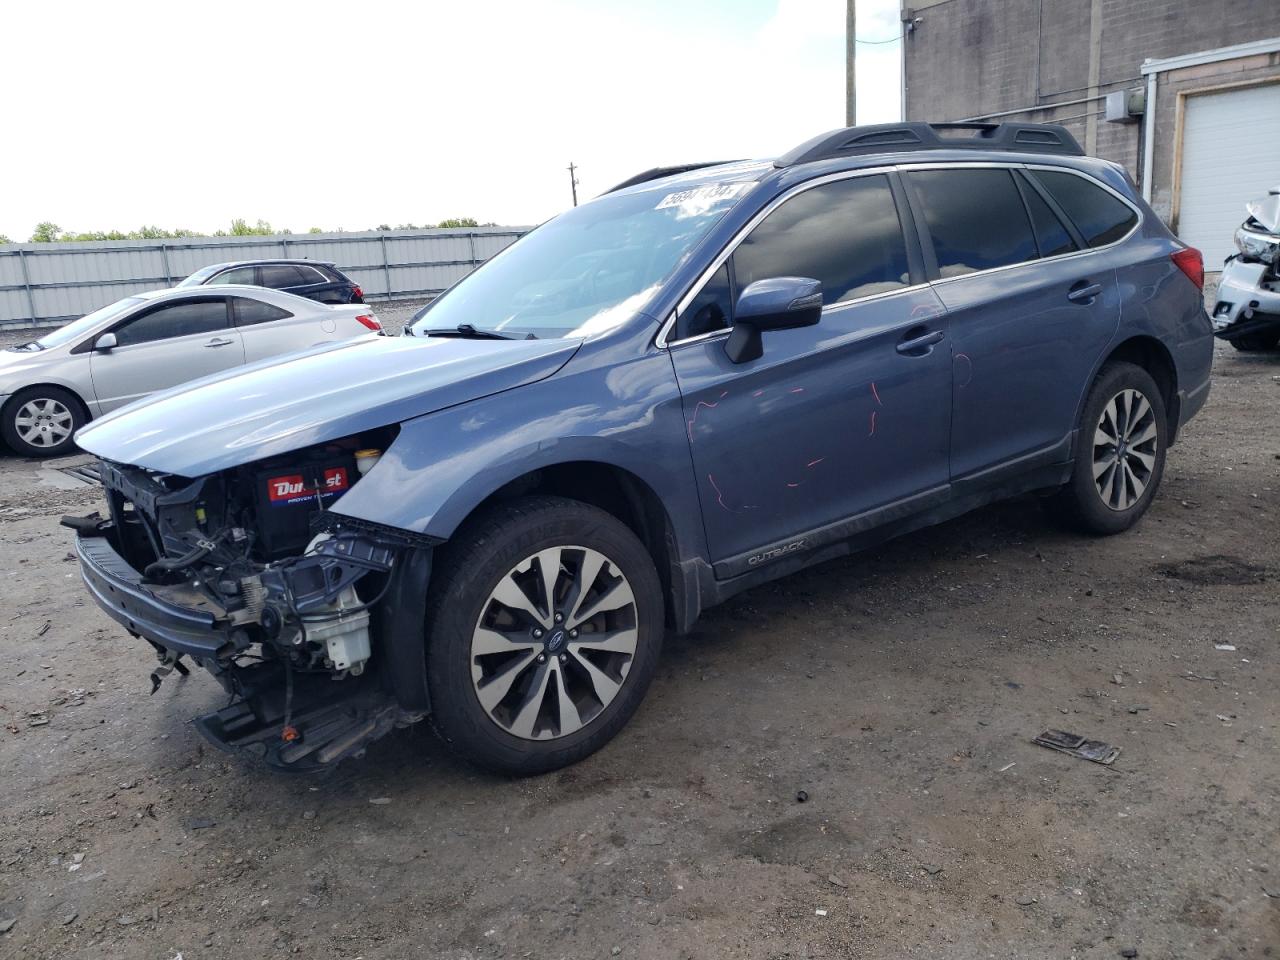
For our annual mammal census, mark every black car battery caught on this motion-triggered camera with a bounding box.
[250,447,357,559]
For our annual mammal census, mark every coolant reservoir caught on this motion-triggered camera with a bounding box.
[355,449,382,475]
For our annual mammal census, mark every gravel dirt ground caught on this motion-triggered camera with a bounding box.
[0,296,1277,960]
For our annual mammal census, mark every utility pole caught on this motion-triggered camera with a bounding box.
[845,0,856,127]
[567,162,580,207]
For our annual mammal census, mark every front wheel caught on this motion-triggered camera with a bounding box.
[1044,362,1168,535]
[424,496,664,775]
[1,386,85,458]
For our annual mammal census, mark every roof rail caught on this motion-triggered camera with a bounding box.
[775,122,1084,168]
[604,161,738,194]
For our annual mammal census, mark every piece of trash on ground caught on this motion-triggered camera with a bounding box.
[1033,729,1120,765]
[814,908,827,917]
[1215,643,1236,651]
[998,762,1016,773]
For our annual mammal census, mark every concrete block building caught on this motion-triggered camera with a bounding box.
[900,0,1280,266]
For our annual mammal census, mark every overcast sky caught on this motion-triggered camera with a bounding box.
[1,0,903,240]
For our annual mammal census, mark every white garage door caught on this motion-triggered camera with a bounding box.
[1177,82,1280,269]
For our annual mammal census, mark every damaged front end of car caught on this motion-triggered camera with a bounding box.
[64,428,436,772]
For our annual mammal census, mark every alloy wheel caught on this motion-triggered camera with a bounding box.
[14,397,74,449]
[469,545,639,740]
[1092,388,1158,511]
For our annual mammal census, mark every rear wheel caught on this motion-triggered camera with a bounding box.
[1,386,84,458]
[1044,362,1167,535]
[1229,331,1280,352]
[425,496,664,775]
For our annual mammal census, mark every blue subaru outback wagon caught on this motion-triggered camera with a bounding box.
[69,122,1212,774]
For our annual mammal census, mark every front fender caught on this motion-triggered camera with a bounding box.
[330,346,709,566]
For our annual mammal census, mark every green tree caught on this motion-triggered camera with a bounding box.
[0,234,11,244]
[30,221,62,242]
[225,218,275,237]
[308,226,324,234]
[436,217,479,228]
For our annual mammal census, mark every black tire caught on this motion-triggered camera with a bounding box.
[1,385,85,458]
[424,495,664,775]
[1229,332,1280,352]
[1044,362,1168,535]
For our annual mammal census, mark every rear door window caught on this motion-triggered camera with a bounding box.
[260,264,309,288]
[1030,170,1139,247]
[114,299,229,346]
[908,168,1038,278]
[733,174,912,306]
[232,297,293,326]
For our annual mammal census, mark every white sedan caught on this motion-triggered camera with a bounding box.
[0,286,382,457]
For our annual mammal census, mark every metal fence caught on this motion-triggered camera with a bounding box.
[0,227,530,329]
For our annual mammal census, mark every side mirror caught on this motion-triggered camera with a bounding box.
[725,277,822,363]
[93,332,118,351]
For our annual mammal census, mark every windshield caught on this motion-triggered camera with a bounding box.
[411,180,754,339]
[176,265,219,287]
[29,296,146,350]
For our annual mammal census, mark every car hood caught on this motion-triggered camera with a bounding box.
[1247,193,1280,234]
[76,334,582,476]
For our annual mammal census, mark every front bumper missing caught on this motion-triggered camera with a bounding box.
[75,529,421,771]
[75,533,239,661]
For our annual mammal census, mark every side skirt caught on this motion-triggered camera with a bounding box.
[688,459,1073,617]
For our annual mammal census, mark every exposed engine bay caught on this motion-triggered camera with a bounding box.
[66,426,437,772]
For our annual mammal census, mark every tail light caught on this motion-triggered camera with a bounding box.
[1171,246,1204,291]
[352,285,364,302]
[355,314,381,331]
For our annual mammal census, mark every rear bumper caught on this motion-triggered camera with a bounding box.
[75,533,237,660]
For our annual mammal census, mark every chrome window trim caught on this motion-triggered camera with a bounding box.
[923,163,1143,287]
[656,160,1143,350]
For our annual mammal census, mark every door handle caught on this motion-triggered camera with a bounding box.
[896,329,945,355]
[204,337,235,347]
[1067,281,1103,303]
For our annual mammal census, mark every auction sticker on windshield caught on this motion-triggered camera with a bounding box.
[655,182,752,210]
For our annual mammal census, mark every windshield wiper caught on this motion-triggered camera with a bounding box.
[420,324,535,340]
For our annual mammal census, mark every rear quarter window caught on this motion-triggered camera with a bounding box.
[232,297,293,326]
[1030,169,1139,247]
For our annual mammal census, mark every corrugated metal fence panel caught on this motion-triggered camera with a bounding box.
[0,227,529,327]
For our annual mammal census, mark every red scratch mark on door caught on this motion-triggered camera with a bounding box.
[707,473,755,512]
[687,390,729,442]
[870,381,881,406]
[868,381,882,436]
[868,411,877,436]
[784,457,826,489]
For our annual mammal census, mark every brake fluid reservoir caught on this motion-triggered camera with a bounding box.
[355,449,382,475]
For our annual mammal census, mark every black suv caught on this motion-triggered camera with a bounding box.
[179,260,364,304]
